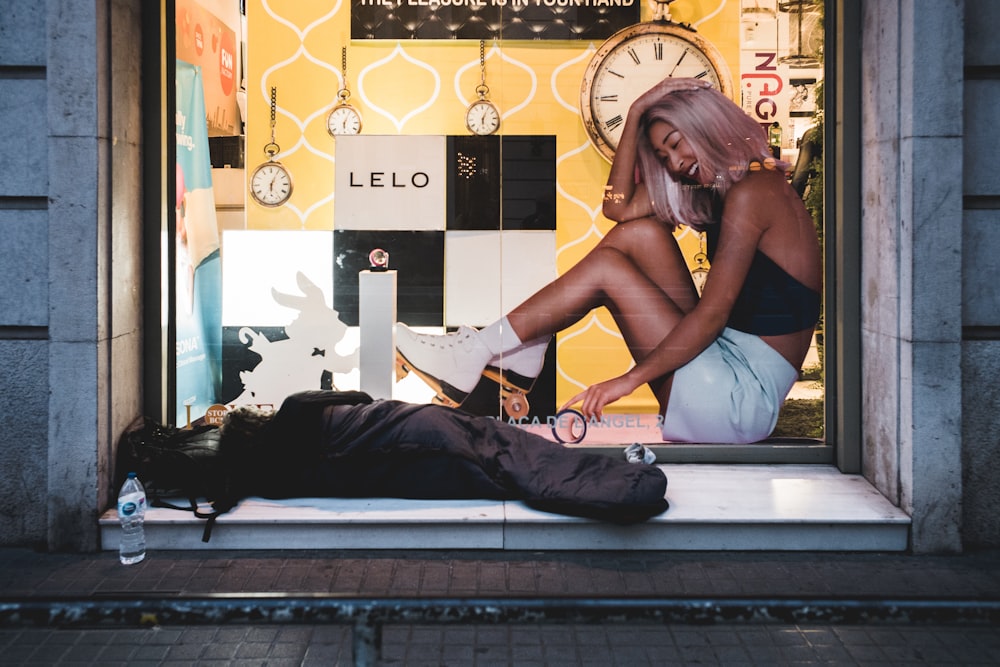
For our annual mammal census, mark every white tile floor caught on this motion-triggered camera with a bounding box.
[100,465,910,552]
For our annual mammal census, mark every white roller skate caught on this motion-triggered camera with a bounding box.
[395,323,549,417]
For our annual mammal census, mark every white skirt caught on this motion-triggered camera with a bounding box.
[661,328,799,443]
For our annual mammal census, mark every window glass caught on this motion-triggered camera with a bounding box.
[172,0,826,446]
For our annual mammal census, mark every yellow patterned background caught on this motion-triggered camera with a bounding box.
[245,0,741,413]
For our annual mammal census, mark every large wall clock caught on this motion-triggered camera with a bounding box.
[580,3,734,162]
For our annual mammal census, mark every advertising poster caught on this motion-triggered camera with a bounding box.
[176,60,223,426]
[175,0,241,136]
[226,0,825,444]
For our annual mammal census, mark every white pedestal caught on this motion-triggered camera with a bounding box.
[359,270,397,399]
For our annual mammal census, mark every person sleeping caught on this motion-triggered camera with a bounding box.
[218,390,669,524]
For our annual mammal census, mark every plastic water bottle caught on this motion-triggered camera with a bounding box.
[117,472,147,564]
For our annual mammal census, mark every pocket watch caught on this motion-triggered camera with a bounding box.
[327,47,362,137]
[250,152,293,208]
[580,0,733,162]
[327,92,362,136]
[250,87,293,207]
[465,40,500,136]
[466,91,500,136]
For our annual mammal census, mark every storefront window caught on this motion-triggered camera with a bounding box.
[169,0,827,451]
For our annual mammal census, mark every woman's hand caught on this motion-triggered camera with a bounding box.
[561,373,641,422]
[630,77,713,118]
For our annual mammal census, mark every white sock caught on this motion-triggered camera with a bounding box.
[477,316,524,356]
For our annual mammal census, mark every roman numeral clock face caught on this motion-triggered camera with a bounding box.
[580,22,733,162]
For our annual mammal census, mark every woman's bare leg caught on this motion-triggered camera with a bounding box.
[393,218,698,408]
[505,218,698,407]
[507,218,698,354]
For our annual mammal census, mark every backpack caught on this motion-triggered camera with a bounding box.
[115,416,241,542]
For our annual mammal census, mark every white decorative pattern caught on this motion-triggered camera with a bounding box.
[358,43,442,133]
[556,141,605,222]
[694,0,730,27]
[454,44,539,119]
[551,45,596,114]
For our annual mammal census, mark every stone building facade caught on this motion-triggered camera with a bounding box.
[0,0,996,553]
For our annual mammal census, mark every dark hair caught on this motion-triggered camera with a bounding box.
[220,405,275,451]
[217,405,279,500]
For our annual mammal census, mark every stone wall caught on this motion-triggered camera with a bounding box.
[0,0,143,551]
[860,0,964,553]
[0,3,52,547]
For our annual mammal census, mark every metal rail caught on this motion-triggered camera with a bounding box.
[2,596,999,667]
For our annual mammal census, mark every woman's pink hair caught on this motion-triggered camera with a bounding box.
[636,86,788,231]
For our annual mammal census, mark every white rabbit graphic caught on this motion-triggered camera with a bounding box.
[231,272,359,407]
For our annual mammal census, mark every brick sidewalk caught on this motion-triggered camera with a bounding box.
[3,622,1000,665]
[2,548,1000,665]
[2,548,1000,599]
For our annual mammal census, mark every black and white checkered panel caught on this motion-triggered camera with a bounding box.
[333,134,558,418]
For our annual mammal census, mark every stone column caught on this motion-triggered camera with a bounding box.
[860,0,964,553]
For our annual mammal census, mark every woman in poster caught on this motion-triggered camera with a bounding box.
[396,78,821,444]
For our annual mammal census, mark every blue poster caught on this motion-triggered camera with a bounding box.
[175,60,222,426]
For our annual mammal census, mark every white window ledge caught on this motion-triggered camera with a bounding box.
[99,465,909,552]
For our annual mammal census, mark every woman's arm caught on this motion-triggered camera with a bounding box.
[602,78,712,224]
[601,97,651,223]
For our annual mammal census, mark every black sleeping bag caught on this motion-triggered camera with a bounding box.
[222,390,668,524]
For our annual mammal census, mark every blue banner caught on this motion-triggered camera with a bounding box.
[175,60,223,426]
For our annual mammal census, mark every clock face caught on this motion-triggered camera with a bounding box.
[466,99,500,136]
[581,22,733,162]
[249,161,293,207]
[327,104,362,136]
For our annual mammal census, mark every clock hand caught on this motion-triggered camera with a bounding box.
[669,49,689,76]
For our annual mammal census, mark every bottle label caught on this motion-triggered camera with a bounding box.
[118,493,146,518]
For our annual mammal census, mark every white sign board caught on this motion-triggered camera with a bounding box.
[334,135,446,231]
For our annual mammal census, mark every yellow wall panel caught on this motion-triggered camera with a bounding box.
[245,0,740,412]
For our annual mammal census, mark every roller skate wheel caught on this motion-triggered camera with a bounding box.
[503,392,530,419]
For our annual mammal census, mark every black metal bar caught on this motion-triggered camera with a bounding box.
[2,596,999,628]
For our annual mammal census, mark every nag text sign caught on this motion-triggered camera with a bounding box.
[334,135,446,232]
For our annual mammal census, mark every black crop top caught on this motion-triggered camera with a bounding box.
[705,224,820,336]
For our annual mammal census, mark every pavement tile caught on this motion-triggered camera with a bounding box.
[302,639,345,660]
[132,644,171,661]
[163,642,204,661]
[268,640,309,659]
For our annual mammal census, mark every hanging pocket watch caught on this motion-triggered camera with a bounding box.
[690,232,710,296]
[327,95,362,136]
[466,91,500,136]
[327,47,363,137]
[465,40,500,136]
[250,87,293,207]
[250,153,293,208]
